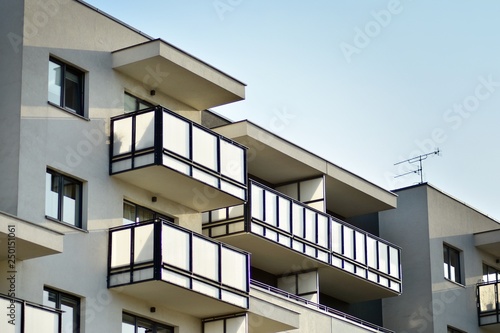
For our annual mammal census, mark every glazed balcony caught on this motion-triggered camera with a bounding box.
[203,180,401,303]
[0,293,61,333]
[477,281,500,327]
[110,107,247,212]
[108,219,250,318]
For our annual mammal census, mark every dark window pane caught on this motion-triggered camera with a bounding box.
[65,69,82,112]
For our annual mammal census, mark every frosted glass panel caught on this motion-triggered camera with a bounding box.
[278,197,291,232]
[479,284,496,312]
[163,112,190,158]
[192,280,218,298]
[317,215,328,248]
[226,316,247,333]
[113,117,132,155]
[304,209,316,243]
[26,306,59,333]
[228,205,245,219]
[192,169,218,187]
[265,191,277,226]
[193,236,219,281]
[220,140,245,183]
[192,127,217,170]
[343,226,354,259]
[221,180,245,199]
[390,247,400,278]
[292,203,304,237]
[378,242,389,274]
[355,231,366,264]
[135,111,155,150]
[111,229,131,267]
[251,185,264,220]
[204,320,224,333]
[331,221,342,253]
[367,237,378,269]
[222,247,247,290]
[300,177,324,202]
[134,224,154,263]
[0,299,19,333]
[163,225,190,270]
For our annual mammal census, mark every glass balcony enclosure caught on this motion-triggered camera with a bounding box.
[108,219,250,318]
[110,107,247,212]
[477,281,500,326]
[0,293,61,333]
[203,180,402,303]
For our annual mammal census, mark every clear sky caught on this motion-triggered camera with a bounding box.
[85,0,500,220]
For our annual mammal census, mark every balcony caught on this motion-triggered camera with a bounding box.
[108,219,250,318]
[0,293,61,333]
[203,180,401,303]
[110,107,247,212]
[0,211,63,261]
[477,282,500,327]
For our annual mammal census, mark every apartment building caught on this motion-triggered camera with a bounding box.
[378,183,500,333]
[0,0,402,332]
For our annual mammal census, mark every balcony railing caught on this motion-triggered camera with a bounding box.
[108,219,250,312]
[0,293,62,333]
[477,281,500,326]
[203,180,402,295]
[110,107,247,211]
[251,280,394,333]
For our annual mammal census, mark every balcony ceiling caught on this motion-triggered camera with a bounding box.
[212,121,397,218]
[220,233,399,303]
[112,39,245,110]
[0,212,63,261]
[475,229,500,257]
[111,280,246,318]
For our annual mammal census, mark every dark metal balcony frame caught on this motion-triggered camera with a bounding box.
[109,106,248,199]
[107,218,250,306]
[0,293,63,333]
[203,179,402,294]
[477,281,500,326]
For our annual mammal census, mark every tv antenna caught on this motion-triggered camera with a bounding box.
[394,148,440,184]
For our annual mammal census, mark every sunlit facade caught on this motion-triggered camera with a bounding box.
[0,0,404,332]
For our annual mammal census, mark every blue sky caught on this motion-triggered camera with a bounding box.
[85,0,500,220]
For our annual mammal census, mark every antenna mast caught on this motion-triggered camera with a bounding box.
[394,148,440,184]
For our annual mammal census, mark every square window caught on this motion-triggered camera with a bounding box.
[443,244,462,284]
[48,57,85,116]
[46,169,82,228]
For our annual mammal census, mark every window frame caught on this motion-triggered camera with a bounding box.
[124,92,154,113]
[443,243,463,284]
[447,326,466,333]
[122,312,174,333]
[46,169,83,229]
[48,57,85,116]
[43,287,81,333]
[483,263,499,283]
[123,200,173,224]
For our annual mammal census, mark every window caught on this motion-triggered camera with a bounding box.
[43,288,80,333]
[123,200,173,224]
[483,263,499,283]
[124,92,153,112]
[122,313,174,333]
[443,244,462,284]
[46,169,82,228]
[447,326,466,333]
[48,57,84,115]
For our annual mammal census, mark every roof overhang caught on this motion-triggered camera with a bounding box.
[112,39,245,110]
[212,121,397,217]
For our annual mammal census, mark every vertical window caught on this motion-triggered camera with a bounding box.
[443,244,462,284]
[483,263,499,283]
[123,200,173,224]
[46,169,82,228]
[124,92,153,112]
[48,58,84,115]
[43,288,80,333]
[122,313,174,333]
